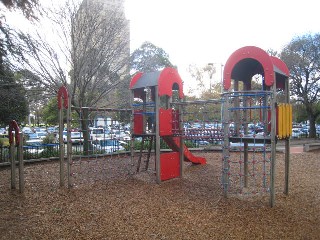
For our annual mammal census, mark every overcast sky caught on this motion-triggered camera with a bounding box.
[125,0,320,89]
[5,0,320,92]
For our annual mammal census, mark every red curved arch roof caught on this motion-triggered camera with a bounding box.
[130,67,184,99]
[223,46,289,90]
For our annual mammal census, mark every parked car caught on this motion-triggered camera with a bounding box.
[22,127,33,134]
[90,127,106,140]
[62,131,83,144]
[291,128,303,139]
[27,133,41,140]
[24,139,44,154]
[91,138,125,153]
[36,131,48,140]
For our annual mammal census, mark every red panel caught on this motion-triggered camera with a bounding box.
[223,46,275,90]
[133,110,143,134]
[130,72,143,89]
[158,67,184,99]
[57,85,68,110]
[160,152,180,181]
[270,56,289,76]
[159,108,172,136]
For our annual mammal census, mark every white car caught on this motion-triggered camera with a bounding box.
[91,138,125,153]
[291,128,302,139]
[62,131,83,144]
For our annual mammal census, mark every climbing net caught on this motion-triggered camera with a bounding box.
[221,91,274,195]
[171,99,223,146]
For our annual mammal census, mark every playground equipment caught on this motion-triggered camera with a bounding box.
[130,68,206,183]
[57,45,291,207]
[222,46,291,206]
[57,85,72,187]
[58,85,132,187]
[8,120,24,193]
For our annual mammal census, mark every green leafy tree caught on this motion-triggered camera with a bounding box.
[280,33,320,138]
[0,68,29,125]
[42,97,59,126]
[131,41,174,72]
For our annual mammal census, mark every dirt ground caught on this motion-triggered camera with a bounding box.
[0,149,319,240]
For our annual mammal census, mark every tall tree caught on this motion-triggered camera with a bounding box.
[187,63,216,96]
[18,0,130,154]
[130,41,174,72]
[0,0,38,19]
[0,0,40,126]
[0,0,39,73]
[280,33,320,138]
[18,1,130,105]
[0,67,29,125]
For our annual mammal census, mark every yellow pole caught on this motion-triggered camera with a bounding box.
[278,104,283,139]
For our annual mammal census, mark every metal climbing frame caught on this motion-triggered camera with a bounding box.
[171,99,223,146]
[222,46,291,207]
[221,90,275,197]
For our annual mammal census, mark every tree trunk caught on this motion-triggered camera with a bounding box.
[81,108,91,155]
[308,114,317,138]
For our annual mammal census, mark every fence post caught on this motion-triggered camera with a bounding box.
[10,138,16,189]
[18,132,24,193]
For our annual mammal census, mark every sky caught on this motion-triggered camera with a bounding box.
[124,0,320,90]
[4,0,320,92]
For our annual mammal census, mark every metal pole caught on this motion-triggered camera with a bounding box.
[130,89,135,174]
[270,83,277,207]
[10,134,16,189]
[59,107,64,187]
[18,132,24,193]
[284,77,290,195]
[179,101,184,178]
[222,93,230,197]
[155,86,161,184]
[67,97,72,188]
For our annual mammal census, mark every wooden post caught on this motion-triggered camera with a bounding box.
[18,132,24,193]
[270,83,277,207]
[59,107,64,187]
[179,101,184,178]
[67,97,72,188]
[10,134,16,189]
[284,77,290,195]
[155,86,161,184]
[243,82,251,188]
[222,93,230,197]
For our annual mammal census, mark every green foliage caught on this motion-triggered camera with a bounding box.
[0,137,9,147]
[0,69,29,125]
[281,33,320,137]
[42,97,60,125]
[42,133,57,144]
[131,41,174,72]
[40,148,59,158]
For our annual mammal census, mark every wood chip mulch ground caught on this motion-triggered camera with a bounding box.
[0,149,319,240]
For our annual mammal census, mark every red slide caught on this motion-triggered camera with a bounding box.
[163,136,206,164]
